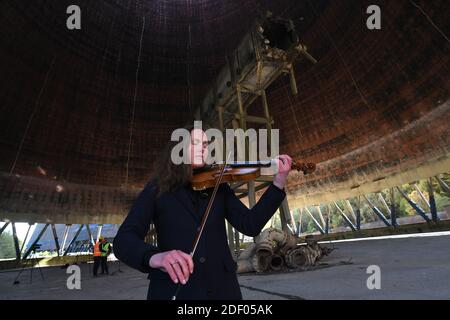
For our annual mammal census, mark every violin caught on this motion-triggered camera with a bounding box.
[191,160,316,190]
[172,157,315,300]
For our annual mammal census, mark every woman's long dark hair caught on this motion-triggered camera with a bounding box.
[152,124,205,197]
[152,138,193,197]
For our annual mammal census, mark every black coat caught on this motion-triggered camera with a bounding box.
[113,180,286,300]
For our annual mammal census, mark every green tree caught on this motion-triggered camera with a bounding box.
[0,231,16,259]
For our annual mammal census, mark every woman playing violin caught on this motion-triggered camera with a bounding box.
[113,127,292,300]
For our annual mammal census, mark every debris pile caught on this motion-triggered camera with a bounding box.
[237,228,333,273]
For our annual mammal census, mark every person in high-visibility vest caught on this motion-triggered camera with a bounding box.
[100,237,112,275]
[93,236,103,277]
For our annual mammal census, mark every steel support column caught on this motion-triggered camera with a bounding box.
[345,200,357,221]
[334,202,357,231]
[397,187,432,223]
[247,180,257,242]
[233,228,240,256]
[85,224,94,246]
[51,224,60,256]
[23,223,49,259]
[247,180,256,208]
[289,208,297,235]
[435,176,450,193]
[327,204,333,233]
[356,196,362,230]
[279,199,291,233]
[63,224,84,256]
[363,195,391,227]
[316,205,326,228]
[427,178,439,222]
[261,89,272,150]
[390,188,398,227]
[20,223,32,254]
[413,184,430,209]
[296,208,303,237]
[236,84,247,131]
[96,224,103,242]
[0,221,10,237]
[11,222,21,260]
[61,224,71,254]
[304,207,325,234]
[377,193,392,216]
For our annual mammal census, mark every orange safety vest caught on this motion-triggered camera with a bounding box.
[93,241,102,257]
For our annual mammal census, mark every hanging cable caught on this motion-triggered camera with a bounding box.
[409,0,449,43]
[306,0,371,110]
[125,15,145,188]
[282,76,304,144]
[187,23,193,117]
[10,56,55,175]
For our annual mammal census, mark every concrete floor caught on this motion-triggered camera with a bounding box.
[1,232,449,300]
